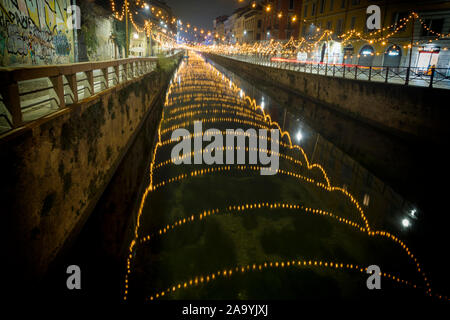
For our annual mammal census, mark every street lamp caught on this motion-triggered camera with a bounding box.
[402,218,410,228]
[125,0,129,57]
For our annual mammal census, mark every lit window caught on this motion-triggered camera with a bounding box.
[363,194,370,206]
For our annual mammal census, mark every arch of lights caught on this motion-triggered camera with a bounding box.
[122,52,448,302]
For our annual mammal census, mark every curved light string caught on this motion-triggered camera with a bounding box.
[123,52,447,301]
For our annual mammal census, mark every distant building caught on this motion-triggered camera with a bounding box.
[262,0,303,40]
[226,2,264,44]
[213,15,229,43]
[243,4,264,42]
[298,0,450,69]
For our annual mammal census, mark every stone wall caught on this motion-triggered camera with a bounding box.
[1,53,182,287]
[206,54,450,143]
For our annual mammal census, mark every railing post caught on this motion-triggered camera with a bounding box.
[86,70,94,95]
[123,63,128,81]
[310,63,313,73]
[333,64,336,77]
[136,61,141,76]
[325,63,328,76]
[368,66,372,81]
[405,67,410,85]
[66,73,78,103]
[114,65,120,84]
[343,65,346,78]
[102,68,109,89]
[385,66,389,83]
[317,63,320,74]
[50,75,65,109]
[0,82,22,127]
[355,66,358,80]
[429,66,435,88]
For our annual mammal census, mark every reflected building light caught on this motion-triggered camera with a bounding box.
[296,130,303,142]
[409,209,417,219]
[402,218,411,228]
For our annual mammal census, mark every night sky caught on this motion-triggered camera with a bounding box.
[164,0,250,31]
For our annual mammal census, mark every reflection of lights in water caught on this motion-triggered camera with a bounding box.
[409,209,417,218]
[261,101,265,109]
[402,218,410,228]
[239,89,244,98]
[296,131,303,142]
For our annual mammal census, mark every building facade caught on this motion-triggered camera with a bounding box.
[213,15,229,43]
[243,4,264,42]
[262,0,303,40]
[298,0,450,69]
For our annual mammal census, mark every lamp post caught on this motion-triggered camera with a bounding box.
[125,0,129,58]
[405,14,415,85]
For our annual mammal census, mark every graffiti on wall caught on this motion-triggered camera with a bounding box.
[0,0,74,66]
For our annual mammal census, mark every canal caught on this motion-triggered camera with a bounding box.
[43,51,448,302]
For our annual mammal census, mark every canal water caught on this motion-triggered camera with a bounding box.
[122,52,438,301]
[41,52,448,302]
[205,56,416,236]
[204,54,449,295]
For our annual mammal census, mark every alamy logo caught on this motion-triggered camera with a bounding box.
[66,265,81,290]
[366,5,381,30]
[366,265,381,290]
[171,121,279,175]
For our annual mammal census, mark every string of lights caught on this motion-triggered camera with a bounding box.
[121,53,450,302]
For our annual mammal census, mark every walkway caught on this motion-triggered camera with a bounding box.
[217,54,450,89]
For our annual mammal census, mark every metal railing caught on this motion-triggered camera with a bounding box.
[0,51,183,134]
[217,53,450,90]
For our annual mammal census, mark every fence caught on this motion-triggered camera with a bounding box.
[0,51,181,134]
[218,54,450,90]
